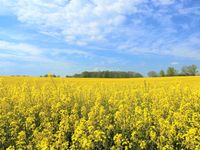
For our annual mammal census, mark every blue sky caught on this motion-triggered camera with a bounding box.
[0,0,200,76]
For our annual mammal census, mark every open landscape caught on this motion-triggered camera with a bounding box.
[1,0,200,149]
[0,77,199,149]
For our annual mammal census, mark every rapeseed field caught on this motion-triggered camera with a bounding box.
[0,77,199,149]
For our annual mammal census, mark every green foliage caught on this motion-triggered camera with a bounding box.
[159,70,165,77]
[148,71,158,77]
[73,71,143,78]
[181,64,198,76]
[167,67,177,76]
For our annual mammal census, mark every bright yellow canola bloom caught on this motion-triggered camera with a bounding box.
[0,76,199,149]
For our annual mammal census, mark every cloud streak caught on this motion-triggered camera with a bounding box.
[0,40,42,55]
[0,40,93,61]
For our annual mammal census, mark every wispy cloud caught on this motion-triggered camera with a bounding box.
[171,61,179,65]
[0,40,42,56]
[51,48,94,57]
[0,40,93,61]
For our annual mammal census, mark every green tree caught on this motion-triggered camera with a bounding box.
[72,71,143,78]
[167,67,177,76]
[159,70,165,77]
[147,71,158,77]
[181,64,198,76]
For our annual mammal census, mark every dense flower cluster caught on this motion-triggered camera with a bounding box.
[0,77,199,149]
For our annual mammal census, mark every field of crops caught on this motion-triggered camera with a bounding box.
[0,77,199,149]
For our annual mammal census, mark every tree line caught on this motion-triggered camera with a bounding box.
[147,64,198,77]
[72,71,143,78]
[39,64,198,78]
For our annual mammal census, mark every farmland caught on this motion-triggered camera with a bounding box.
[0,77,199,149]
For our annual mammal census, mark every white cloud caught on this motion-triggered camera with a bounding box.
[0,40,93,62]
[51,48,93,57]
[0,0,200,61]
[164,48,200,60]
[1,0,147,45]
[171,62,179,65]
[0,40,42,56]
[0,0,14,15]
[161,34,200,60]
[0,0,189,47]
[0,30,33,41]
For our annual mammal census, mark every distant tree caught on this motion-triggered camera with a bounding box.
[72,74,79,77]
[82,71,90,77]
[71,71,143,78]
[128,72,143,78]
[167,67,177,76]
[104,71,110,78]
[181,64,198,76]
[66,75,73,78]
[148,71,158,77]
[159,70,165,77]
